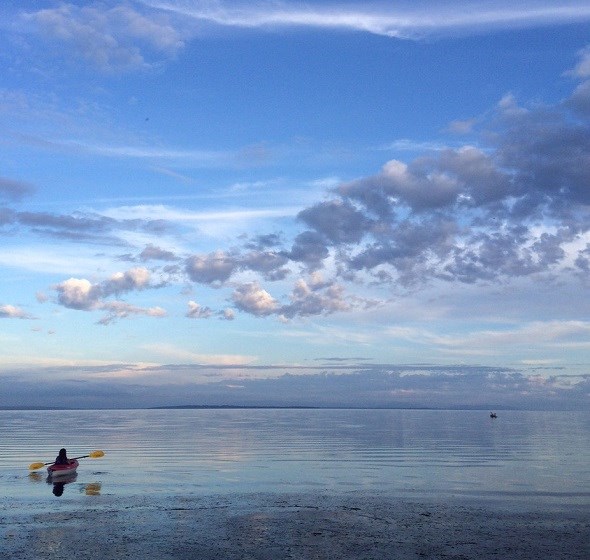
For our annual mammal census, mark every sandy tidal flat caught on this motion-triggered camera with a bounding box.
[2,493,589,560]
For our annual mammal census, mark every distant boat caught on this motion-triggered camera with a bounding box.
[490,412,497,419]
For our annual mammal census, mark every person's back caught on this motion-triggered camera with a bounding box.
[55,448,69,465]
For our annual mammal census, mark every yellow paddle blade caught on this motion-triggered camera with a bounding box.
[29,462,45,471]
[89,450,105,458]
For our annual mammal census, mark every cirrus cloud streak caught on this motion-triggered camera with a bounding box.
[145,1,590,39]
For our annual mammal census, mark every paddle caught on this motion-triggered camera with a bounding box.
[28,450,105,471]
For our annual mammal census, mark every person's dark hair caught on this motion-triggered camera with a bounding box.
[58,448,67,458]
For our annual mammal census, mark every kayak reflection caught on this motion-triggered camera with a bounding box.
[47,472,77,496]
[34,472,102,496]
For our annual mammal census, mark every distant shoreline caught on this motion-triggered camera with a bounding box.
[0,404,520,411]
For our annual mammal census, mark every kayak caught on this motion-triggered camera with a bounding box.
[48,459,79,477]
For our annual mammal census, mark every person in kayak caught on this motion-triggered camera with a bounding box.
[55,448,71,465]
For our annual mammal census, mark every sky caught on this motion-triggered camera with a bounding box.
[0,0,589,409]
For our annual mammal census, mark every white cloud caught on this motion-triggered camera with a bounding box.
[144,1,590,38]
[98,301,166,325]
[446,119,478,135]
[23,3,185,72]
[378,139,449,152]
[54,267,153,311]
[232,282,280,316]
[0,304,34,319]
[62,140,230,165]
[102,204,298,239]
[102,267,151,295]
[568,45,590,78]
[141,342,257,366]
[186,300,213,319]
[103,204,298,223]
[221,308,235,321]
[281,324,374,346]
[53,267,165,324]
[0,356,152,373]
[186,251,238,285]
[385,321,590,355]
[281,277,355,318]
[55,277,96,310]
[0,247,116,275]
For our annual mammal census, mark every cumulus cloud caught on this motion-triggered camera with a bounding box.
[186,300,214,319]
[22,3,185,72]
[287,56,590,288]
[337,146,513,216]
[14,44,590,330]
[231,282,279,316]
[55,278,97,310]
[185,250,238,285]
[101,267,151,296]
[0,304,34,319]
[221,308,235,321]
[177,58,590,312]
[495,102,590,211]
[139,243,179,262]
[53,267,162,323]
[287,231,329,271]
[574,243,590,273]
[298,199,372,243]
[185,248,290,285]
[229,274,374,319]
[243,233,283,250]
[240,250,290,280]
[279,276,356,319]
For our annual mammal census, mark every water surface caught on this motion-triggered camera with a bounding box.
[0,409,588,510]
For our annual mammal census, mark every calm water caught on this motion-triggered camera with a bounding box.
[0,408,588,509]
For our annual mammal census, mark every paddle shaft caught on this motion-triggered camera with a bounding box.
[46,454,96,466]
[31,451,104,469]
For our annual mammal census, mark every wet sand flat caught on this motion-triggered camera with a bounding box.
[2,493,589,559]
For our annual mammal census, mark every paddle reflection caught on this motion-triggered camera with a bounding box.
[31,471,103,497]
[84,482,102,496]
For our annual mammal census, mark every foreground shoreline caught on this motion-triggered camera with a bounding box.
[2,492,588,559]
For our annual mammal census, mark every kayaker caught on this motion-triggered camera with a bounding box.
[55,448,70,465]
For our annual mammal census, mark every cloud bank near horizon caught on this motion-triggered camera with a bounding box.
[1,363,587,410]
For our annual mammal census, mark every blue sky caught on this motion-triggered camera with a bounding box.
[1,1,589,409]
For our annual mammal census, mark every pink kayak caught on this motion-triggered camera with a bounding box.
[47,459,79,477]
